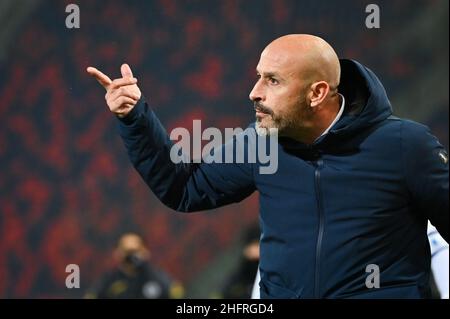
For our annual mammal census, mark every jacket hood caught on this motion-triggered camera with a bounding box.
[330,59,393,136]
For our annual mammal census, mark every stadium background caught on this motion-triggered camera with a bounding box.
[0,0,448,298]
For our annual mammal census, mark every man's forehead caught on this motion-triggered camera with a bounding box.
[257,49,300,75]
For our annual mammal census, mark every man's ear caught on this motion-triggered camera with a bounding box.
[309,81,330,107]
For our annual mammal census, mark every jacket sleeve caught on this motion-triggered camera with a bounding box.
[116,97,256,212]
[402,121,449,241]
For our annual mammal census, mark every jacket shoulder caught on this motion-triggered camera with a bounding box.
[379,118,443,160]
[398,118,432,136]
[396,118,446,170]
[383,117,433,143]
[384,116,428,131]
[399,119,438,149]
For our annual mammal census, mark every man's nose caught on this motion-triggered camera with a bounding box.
[249,82,264,102]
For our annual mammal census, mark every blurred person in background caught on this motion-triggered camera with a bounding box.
[85,233,184,299]
[220,225,260,299]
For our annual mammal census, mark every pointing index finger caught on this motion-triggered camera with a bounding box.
[87,66,112,90]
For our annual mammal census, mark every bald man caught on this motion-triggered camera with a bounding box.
[88,34,448,299]
[85,233,183,299]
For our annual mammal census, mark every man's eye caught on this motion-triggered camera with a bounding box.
[269,78,279,85]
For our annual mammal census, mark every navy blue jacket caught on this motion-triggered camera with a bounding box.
[117,59,448,298]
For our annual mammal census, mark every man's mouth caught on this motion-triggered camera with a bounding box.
[255,110,269,117]
[254,103,272,116]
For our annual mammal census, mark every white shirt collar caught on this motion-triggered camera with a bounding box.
[317,93,345,139]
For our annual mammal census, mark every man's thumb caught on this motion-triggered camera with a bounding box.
[121,63,133,78]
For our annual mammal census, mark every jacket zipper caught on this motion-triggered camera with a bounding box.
[314,158,324,298]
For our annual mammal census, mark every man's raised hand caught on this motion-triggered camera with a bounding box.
[87,63,142,118]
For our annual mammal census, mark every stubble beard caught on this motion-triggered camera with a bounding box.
[254,93,309,138]
[255,109,301,138]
